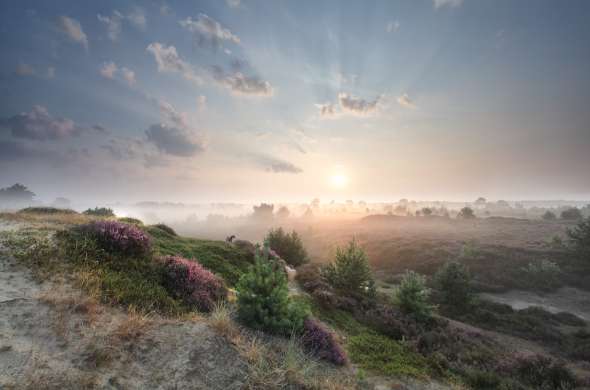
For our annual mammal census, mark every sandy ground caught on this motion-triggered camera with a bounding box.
[0,222,247,390]
[481,287,590,320]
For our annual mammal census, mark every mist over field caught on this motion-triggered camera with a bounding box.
[2,1,590,389]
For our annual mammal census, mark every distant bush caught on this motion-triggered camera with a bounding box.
[542,210,557,221]
[152,223,177,236]
[521,260,561,290]
[393,271,434,321]
[264,227,308,267]
[160,255,227,312]
[567,216,590,261]
[118,217,143,225]
[83,207,115,217]
[457,207,475,219]
[79,220,151,257]
[561,208,582,221]
[236,248,308,334]
[18,207,78,215]
[434,262,472,310]
[301,318,347,365]
[322,239,376,299]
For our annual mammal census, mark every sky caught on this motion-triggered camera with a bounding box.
[1,0,589,204]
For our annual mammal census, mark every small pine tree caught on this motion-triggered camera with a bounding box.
[264,227,308,267]
[236,246,307,334]
[393,271,434,321]
[322,239,376,299]
[567,216,590,262]
[434,262,472,310]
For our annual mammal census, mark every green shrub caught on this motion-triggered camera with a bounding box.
[393,271,434,321]
[18,207,78,215]
[83,207,115,217]
[118,217,143,225]
[236,247,308,334]
[322,239,376,299]
[561,208,582,221]
[567,217,590,262]
[152,223,177,236]
[434,262,472,310]
[521,260,561,291]
[264,227,308,267]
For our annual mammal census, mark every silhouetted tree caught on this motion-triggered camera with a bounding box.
[542,210,557,221]
[0,183,35,203]
[252,203,274,220]
[474,197,487,206]
[457,207,476,219]
[276,206,290,219]
[421,207,433,216]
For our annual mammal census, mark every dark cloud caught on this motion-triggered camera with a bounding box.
[0,105,82,140]
[145,124,204,157]
[211,65,273,96]
[179,14,239,50]
[338,93,380,115]
[251,154,303,173]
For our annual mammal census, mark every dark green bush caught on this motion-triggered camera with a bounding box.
[236,247,308,334]
[264,227,308,267]
[393,271,434,321]
[567,216,590,262]
[561,208,582,221]
[152,223,177,236]
[521,260,562,291]
[83,207,115,217]
[18,207,78,214]
[434,261,472,311]
[118,217,143,225]
[322,239,376,299]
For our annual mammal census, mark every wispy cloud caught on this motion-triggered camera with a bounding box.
[226,0,241,9]
[211,65,273,97]
[146,42,202,84]
[397,93,416,109]
[251,154,303,173]
[179,14,240,49]
[127,7,147,30]
[145,124,204,157]
[386,20,400,33]
[0,105,80,140]
[14,63,55,79]
[99,61,136,86]
[56,16,88,50]
[338,93,380,116]
[433,0,463,9]
[97,11,123,41]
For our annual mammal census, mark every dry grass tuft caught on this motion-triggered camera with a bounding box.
[209,301,240,340]
[113,306,153,342]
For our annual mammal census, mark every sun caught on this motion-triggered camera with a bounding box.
[330,174,348,189]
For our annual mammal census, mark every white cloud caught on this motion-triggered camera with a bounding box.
[146,42,202,84]
[56,16,88,50]
[179,14,240,49]
[121,67,136,86]
[158,99,188,129]
[397,93,416,109]
[211,65,273,96]
[97,11,123,41]
[434,0,463,9]
[127,7,147,30]
[99,61,118,79]
[386,20,400,33]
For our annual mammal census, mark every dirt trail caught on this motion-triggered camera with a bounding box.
[0,222,247,389]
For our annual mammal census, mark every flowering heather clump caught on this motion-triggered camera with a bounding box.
[301,318,347,365]
[82,220,151,257]
[161,256,227,312]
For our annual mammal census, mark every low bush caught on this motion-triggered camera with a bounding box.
[83,207,115,217]
[322,239,376,299]
[152,223,177,236]
[561,208,583,221]
[504,354,577,390]
[264,227,308,267]
[118,217,143,225]
[301,318,347,365]
[78,220,151,257]
[393,271,434,321]
[236,248,308,334]
[18,207,78,215]
[521,260,561,291]
[160,255,227,312]
[434,261,472,311]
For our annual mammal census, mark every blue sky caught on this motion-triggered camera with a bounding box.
[1,0,589,203]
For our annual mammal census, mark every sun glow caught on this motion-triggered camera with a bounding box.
[330,174,348,189]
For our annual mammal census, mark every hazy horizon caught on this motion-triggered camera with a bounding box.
[2,0,590,204]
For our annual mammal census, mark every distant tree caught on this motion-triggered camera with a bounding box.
[457,207,476,219]
[252,203,274,220]
[542,210,557,221]
[302,208,314,219]
[276,206,290,219]
[394,204,407,215]
[322,239,376,299]
[421,207,433,216]
[567,217,590,262]
[474,197,487,206]
[561,208,583,221]
[83,207,115,217]
[0,183,35,203]
[264,227,308,267]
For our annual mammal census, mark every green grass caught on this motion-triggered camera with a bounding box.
[146,225,254,286]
